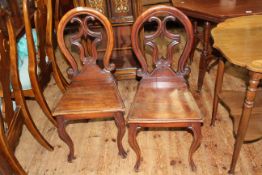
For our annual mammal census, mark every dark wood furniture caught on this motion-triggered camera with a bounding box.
[211,15,262,174]
[127,5,203,172]
[0,0,68,127]
[0,7,53,174]
[53,7,127,162]
[171,0,262,91]
[12,0,68,125]
[19,0,70,126]
[0,10,25,175]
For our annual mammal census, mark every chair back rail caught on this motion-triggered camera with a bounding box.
[0,26,14,126]
[45,0,69,91]
[23,0,48,75]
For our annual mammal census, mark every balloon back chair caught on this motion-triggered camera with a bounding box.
[53,7,126,162]
[127,5,203,172]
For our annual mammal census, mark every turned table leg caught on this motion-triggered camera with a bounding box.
[228,72,261,174]
[197,21,211,91]
[128,124,141,172]
[56,116,76,162]
[114,112,127,158]
[189,123,202,171]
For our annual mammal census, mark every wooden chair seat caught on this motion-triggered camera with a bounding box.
[129,82,202,123]
[53,65,124,117]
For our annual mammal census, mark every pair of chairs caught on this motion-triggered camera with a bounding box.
[53,5,203,171]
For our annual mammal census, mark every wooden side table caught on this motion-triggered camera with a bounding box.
[172,0,262,91]
[211,15,262,174]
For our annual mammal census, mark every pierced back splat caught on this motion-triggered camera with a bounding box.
[57,7,114,78]
[131,5,194,82]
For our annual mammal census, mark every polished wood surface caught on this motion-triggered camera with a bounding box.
[53,7,126,162]
[211,15,262,174]
[212,15,262,72]
[129,88,201,123]
[54,81,124,116]
[172,0,262,23]
[172,0,262,91]
[128,6,202,172]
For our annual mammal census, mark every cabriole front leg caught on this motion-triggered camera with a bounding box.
[128,124,141,172]
[188,123,202,171]
[114,112,127,158]
[56,116,75,162]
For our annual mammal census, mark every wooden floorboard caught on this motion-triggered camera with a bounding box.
[14,44,262,175]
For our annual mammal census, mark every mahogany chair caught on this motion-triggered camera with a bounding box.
[53,7,127,162]
[127,5,203,172]
[0,8,53,175]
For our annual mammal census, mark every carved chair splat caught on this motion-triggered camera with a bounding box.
[53,7,127,162]
[127,5,203,172]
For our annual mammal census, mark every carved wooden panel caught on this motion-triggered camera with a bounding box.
[108,0,134,23]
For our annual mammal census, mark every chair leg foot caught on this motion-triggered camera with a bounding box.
[188,123,202,171]
[128,124,141,172]
[114,112,127,159]
[56,116,75,162]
